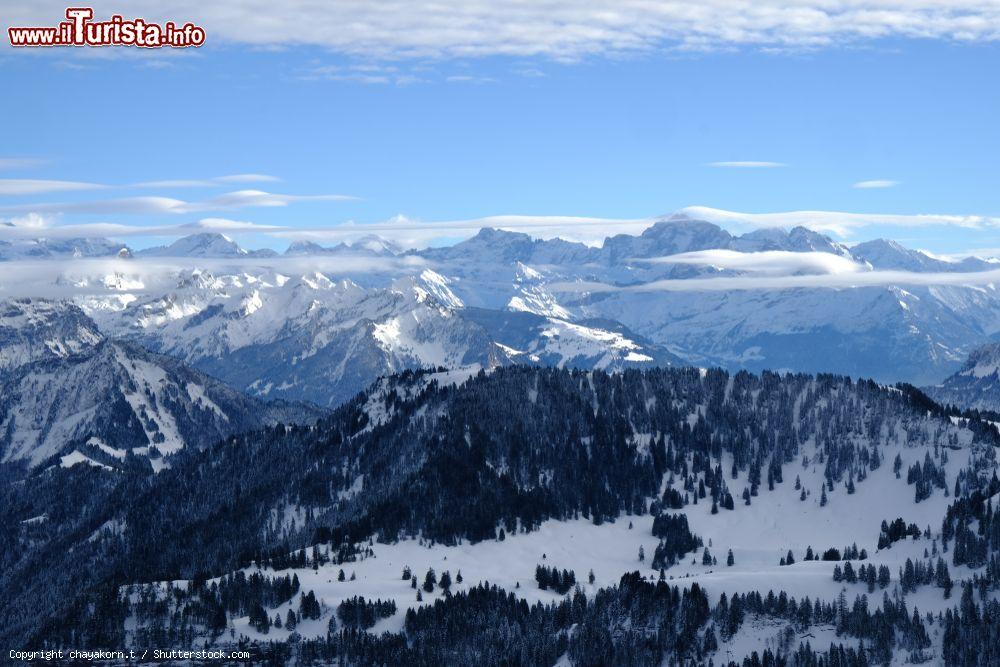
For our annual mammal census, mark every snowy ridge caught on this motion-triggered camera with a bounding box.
[0,298,104,373]
[0,334,322,468]
[97,365,1000,665]
[926,341,1000,413]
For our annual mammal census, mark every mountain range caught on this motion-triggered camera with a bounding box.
[5,217,991,404]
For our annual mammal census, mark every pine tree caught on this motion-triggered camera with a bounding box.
[727,549,734,566]
[423,568,437,593]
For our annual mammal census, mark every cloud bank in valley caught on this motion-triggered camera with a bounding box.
[639,249,865,276]
[551,267,1000,295]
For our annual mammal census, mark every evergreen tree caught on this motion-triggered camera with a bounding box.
[423,568,437,593]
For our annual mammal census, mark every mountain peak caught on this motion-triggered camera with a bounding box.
[350,234,402,255]
[284,240,329,256]
[139,233,247,258]
[850,237,944,271]
[0,298,104,373]
[391,269,464,309]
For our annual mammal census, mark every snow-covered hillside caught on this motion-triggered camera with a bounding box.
[0,298,103,372]
[76,365,999,665]
[0,337,322,469]
[926,342,1000,413]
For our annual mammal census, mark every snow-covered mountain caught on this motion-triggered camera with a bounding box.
[0,298,103,372]
[284,235,403,257]
[415,221,1000,384]
[0,299,322,469]
[0,336,322,469]
[0,236,129,260]
[925,341,1000,413]
[83,268,679,407]
[137,232,278,258]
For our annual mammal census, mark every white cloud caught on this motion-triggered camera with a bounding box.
[0,157,48,170]
[0,218,291,240]
[188,217,285,231]
[641,249,864,276]
[446,75,497,84]
[213,174,282,183]
[132,174,282,188]
[708,161,785,168]
[5,2,1000,59]
[550,267,1000,294]
[677,206,998,237]
[0,190,357,216]
[853,179,899,189]
[0,179,105,195]
[0,212,54,229]
[132,179,217,189]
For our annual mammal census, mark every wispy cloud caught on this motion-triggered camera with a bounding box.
[708,161,785,168]
[0,212,54,229]
[677,206,998,237]
[0,179,105,195]
[298,63,420,85]
[133,174,281,188]
[0,190,357,217]
[446,75,497,84]
[0,175,283,194]
[213,174,281,184]
[0,157,48,170]
[0,217,287,239]
[853,179,899,189]
[6,1,999,59]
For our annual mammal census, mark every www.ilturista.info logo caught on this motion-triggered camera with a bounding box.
[8,8,205,48]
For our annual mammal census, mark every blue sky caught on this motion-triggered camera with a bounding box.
[1,2,999,254]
